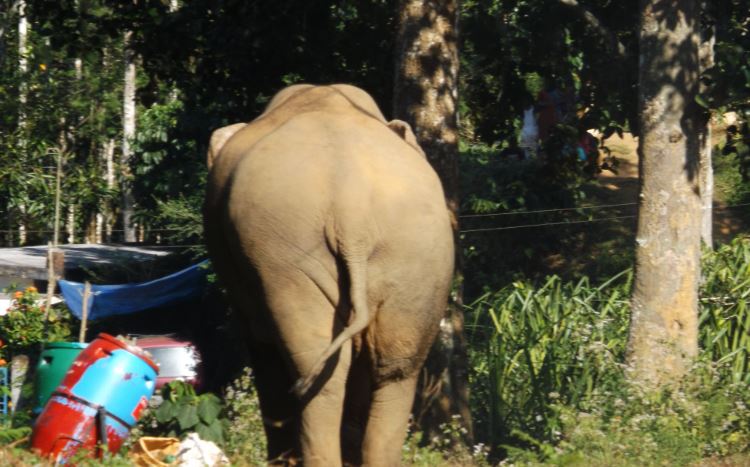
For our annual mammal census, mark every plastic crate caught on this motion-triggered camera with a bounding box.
[0,367,7,415]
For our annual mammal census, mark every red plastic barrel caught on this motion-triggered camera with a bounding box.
[31,334,159,463]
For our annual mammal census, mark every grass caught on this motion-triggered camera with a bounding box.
[462,236,750,466]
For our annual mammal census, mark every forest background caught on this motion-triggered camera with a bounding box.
[0,0,747,270]
[1,0,750,465]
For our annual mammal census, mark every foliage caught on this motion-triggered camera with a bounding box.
[466,236,750,464]
[703,1,750,117]
[145,381,225,444]
[503,362,750,466]
[0,446,50,466]
[459,142,624,297]
[460,0,638,144]
[0,426,31,445]
[699,236,750,384]
[0,2,122,246]
[466,270,632,453]
[714,120,750,229]
[149,195,205,258]
[1,1,747,252]
[0,286,72,358]
[222,368,267,465]
[402,415,491,466]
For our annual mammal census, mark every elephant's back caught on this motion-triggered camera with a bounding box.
[223,108,452,284]
[227,109,446,222]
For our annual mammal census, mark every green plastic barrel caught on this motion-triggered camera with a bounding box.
[33,342,88,413]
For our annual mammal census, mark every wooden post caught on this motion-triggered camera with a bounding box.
[79,282,91,343]
[43,243,65,321]
[53,148,63,247]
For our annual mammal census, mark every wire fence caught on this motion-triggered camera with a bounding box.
[458,202,638,219]
[0,202,746,246]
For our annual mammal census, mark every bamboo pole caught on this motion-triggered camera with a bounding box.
[53,148,63,247]
[43,148,64,324]
[43,242,55,322]
[79,282,91,343]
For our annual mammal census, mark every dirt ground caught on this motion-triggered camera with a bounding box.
[541,127,746,277]
[595,130,746,242]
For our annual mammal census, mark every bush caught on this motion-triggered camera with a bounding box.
[459,142,629,297]
[700,236,750,383]
[466,236,750,465]
[140,381,225,444]
[0,287,73,355]
[466,270,632,454]
[222,368,267,465]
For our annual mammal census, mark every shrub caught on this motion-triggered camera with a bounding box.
[700,236,750,383]
[222,368,267,466]
[466,270,632,454]
[0,286,73,361]
[467,236,750,465]
[142,381,225,444]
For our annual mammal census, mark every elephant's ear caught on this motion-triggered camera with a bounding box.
[387,119,426,158]
[207,123,247,170]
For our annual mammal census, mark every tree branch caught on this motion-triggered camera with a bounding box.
[558,0,628,59]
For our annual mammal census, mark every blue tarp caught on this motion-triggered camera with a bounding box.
[59,261,209,321]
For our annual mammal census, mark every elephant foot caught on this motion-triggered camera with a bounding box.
[268,450,301,466]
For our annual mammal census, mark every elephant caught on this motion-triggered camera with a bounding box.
[204,84,454,466]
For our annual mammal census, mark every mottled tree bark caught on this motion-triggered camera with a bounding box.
[627,0,703,386]
[698,20,715,248]
[121,30,137,243]
[393,0,472,443]
[104,137,115,243]
[17,0,27,245]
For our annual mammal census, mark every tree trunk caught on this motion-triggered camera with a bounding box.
[17,0,27,245]
[105,138,115,242]
[627,0,703,386]
[5,206,12,246]
[699,117,713,247]
[17,0,27,118]
[699,19,715,248]
[393,0,472,443]
[121,30,137,243]
[66,204,75,244]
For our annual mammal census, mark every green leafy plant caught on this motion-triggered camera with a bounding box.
[0,286,74,363]
[700,236,750,383]
[150,381,225,444]
[0,426,31,444]
[222,368,267,465]
[402,415,491,466]
[0,287,47,354]
[467,236,750,465]
[467,269,632,451]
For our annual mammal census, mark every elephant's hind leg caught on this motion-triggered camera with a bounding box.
[249,340,301,463]
[361,375,419,467]
[263,269,352,467]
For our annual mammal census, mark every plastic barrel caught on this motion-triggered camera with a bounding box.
[33,342,88,414]
[31,333,159,463]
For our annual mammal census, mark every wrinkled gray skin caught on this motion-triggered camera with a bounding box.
[204,84,454,466]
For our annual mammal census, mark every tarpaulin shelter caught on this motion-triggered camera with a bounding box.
[59,261,209,321]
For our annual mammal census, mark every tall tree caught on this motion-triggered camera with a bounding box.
[121,29,136,243]
[15,0,26,245]
[393,0,472,441]
[698,15,714,248]
[626,0,703,385]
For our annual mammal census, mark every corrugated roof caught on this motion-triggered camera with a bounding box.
[0,244,172,280]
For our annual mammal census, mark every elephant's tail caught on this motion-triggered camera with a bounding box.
[292,253,371,397]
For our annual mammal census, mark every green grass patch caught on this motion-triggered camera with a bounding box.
[465,236,750,465]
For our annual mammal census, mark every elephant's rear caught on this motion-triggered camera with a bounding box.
[224,108,454,374]
[364,146,455,383]
[206,84,454,466]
